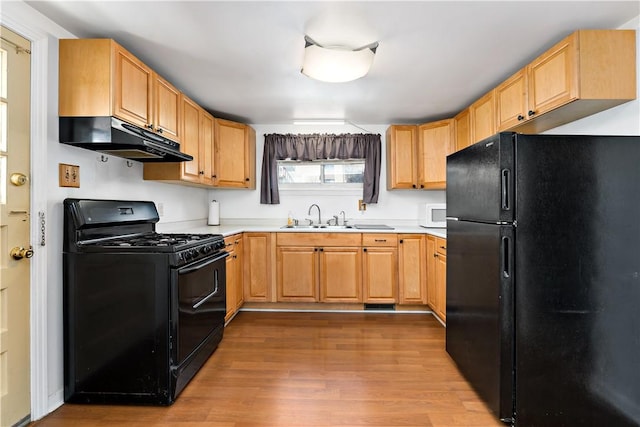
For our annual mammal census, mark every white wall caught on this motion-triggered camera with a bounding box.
[3,0,639,420]
[2,1,210,415]
[209,123,445,226]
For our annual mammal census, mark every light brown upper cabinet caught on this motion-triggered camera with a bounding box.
[59,38,181,143]
[386,125,418,189]
[143,94,215,187]
[470,90,495,144]
[214,119,256,189]
[387,121,452,190]
[497,29,636,133]
[417,119,454,190]
[453,108,472,152]
[495,69,528,131]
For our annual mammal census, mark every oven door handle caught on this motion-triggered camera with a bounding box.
[192,272,221,310]
[178,251,229,275]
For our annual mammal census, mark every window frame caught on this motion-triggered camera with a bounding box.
[277,158,365,194]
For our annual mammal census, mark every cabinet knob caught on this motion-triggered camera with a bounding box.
[156,128,164,134]
[399,239,403,243]
[517,115,525,121]
[434,253,438,258]
[245,178,250,182]
[319,248,324,252]
[314,248,318,252]
[212,175,217,178]
[363,248,367,252]
[412,184,417,188]
[199,171,205,175]
[145,123,154,130]
[528,110,536,117]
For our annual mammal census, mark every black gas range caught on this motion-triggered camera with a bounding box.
[63,198,228,405]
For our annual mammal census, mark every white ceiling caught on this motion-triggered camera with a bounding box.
[26,1,640,125]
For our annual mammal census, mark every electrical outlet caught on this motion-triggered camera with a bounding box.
[358,199,366,211]
[59,163,80,188]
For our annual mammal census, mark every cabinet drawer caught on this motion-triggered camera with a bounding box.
[435,237,447,255]
[224,234,242,249]
[276,232,361,247]
[362,234,398,247]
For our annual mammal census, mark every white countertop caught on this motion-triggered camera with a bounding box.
[157,220,446,239]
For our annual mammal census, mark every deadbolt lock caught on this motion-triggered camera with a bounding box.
[10,246,34,260]
[10,173,28,186]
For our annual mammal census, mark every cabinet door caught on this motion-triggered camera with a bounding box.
[215,119,255,188]
[154,74,181,142]
[434,252,447,322]
[527,32,577,118]
[233,237,244,310]
[454,108,471,152]
[320,247,362,302]
[398,235,426,304]
[496,69,528,131]
[426,236,437,309]
[277,247,318,302]
[243,233,272,302]
[362,247,397,303]
[113,44,153,128]
[200,112,216,186]
[417,120,453,190]
[180,96,203,183]
[225,248,237,322]
[470,90,495,144]
[386,125,418,189]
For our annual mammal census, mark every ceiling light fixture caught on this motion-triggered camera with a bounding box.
[301,35,379,83]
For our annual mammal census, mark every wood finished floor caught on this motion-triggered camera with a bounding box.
[32,311,503,427]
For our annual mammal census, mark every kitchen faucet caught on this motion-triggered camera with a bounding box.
[308,204,321,225]
[340,210,347,226]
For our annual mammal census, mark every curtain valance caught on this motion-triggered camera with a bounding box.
[260,133,381,204]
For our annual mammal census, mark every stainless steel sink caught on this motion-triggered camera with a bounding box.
[280,224,354,230]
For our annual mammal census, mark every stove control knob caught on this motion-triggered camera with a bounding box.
[190,249,199,259]
[183,251,192,261]
[200,245,212,254]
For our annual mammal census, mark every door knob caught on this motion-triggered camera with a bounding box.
[10,246,34,260]
[10,173,28,186]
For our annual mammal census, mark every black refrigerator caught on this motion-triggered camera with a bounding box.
[445,132,640,426]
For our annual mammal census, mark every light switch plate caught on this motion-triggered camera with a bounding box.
[59,163,80,188]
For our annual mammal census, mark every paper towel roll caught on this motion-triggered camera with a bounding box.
[208,200,220,225]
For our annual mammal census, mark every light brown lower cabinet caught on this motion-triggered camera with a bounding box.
[398,234,426,304]
[243,232,272,302]
[224,234,243,322]
[362,234,398,303]
[275,233,363,303]
[276,246,319,302]
[320,247,362,303]
[427,236,447,323]
[276,245,362,302]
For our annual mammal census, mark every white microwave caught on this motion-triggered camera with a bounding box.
[420,203,447,228]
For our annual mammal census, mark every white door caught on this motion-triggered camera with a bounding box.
[0,26,32,427]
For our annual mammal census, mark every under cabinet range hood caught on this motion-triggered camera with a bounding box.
[59,116,194,162]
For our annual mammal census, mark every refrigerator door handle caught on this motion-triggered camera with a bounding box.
[501,236,512,278]
[501,169,511,211]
